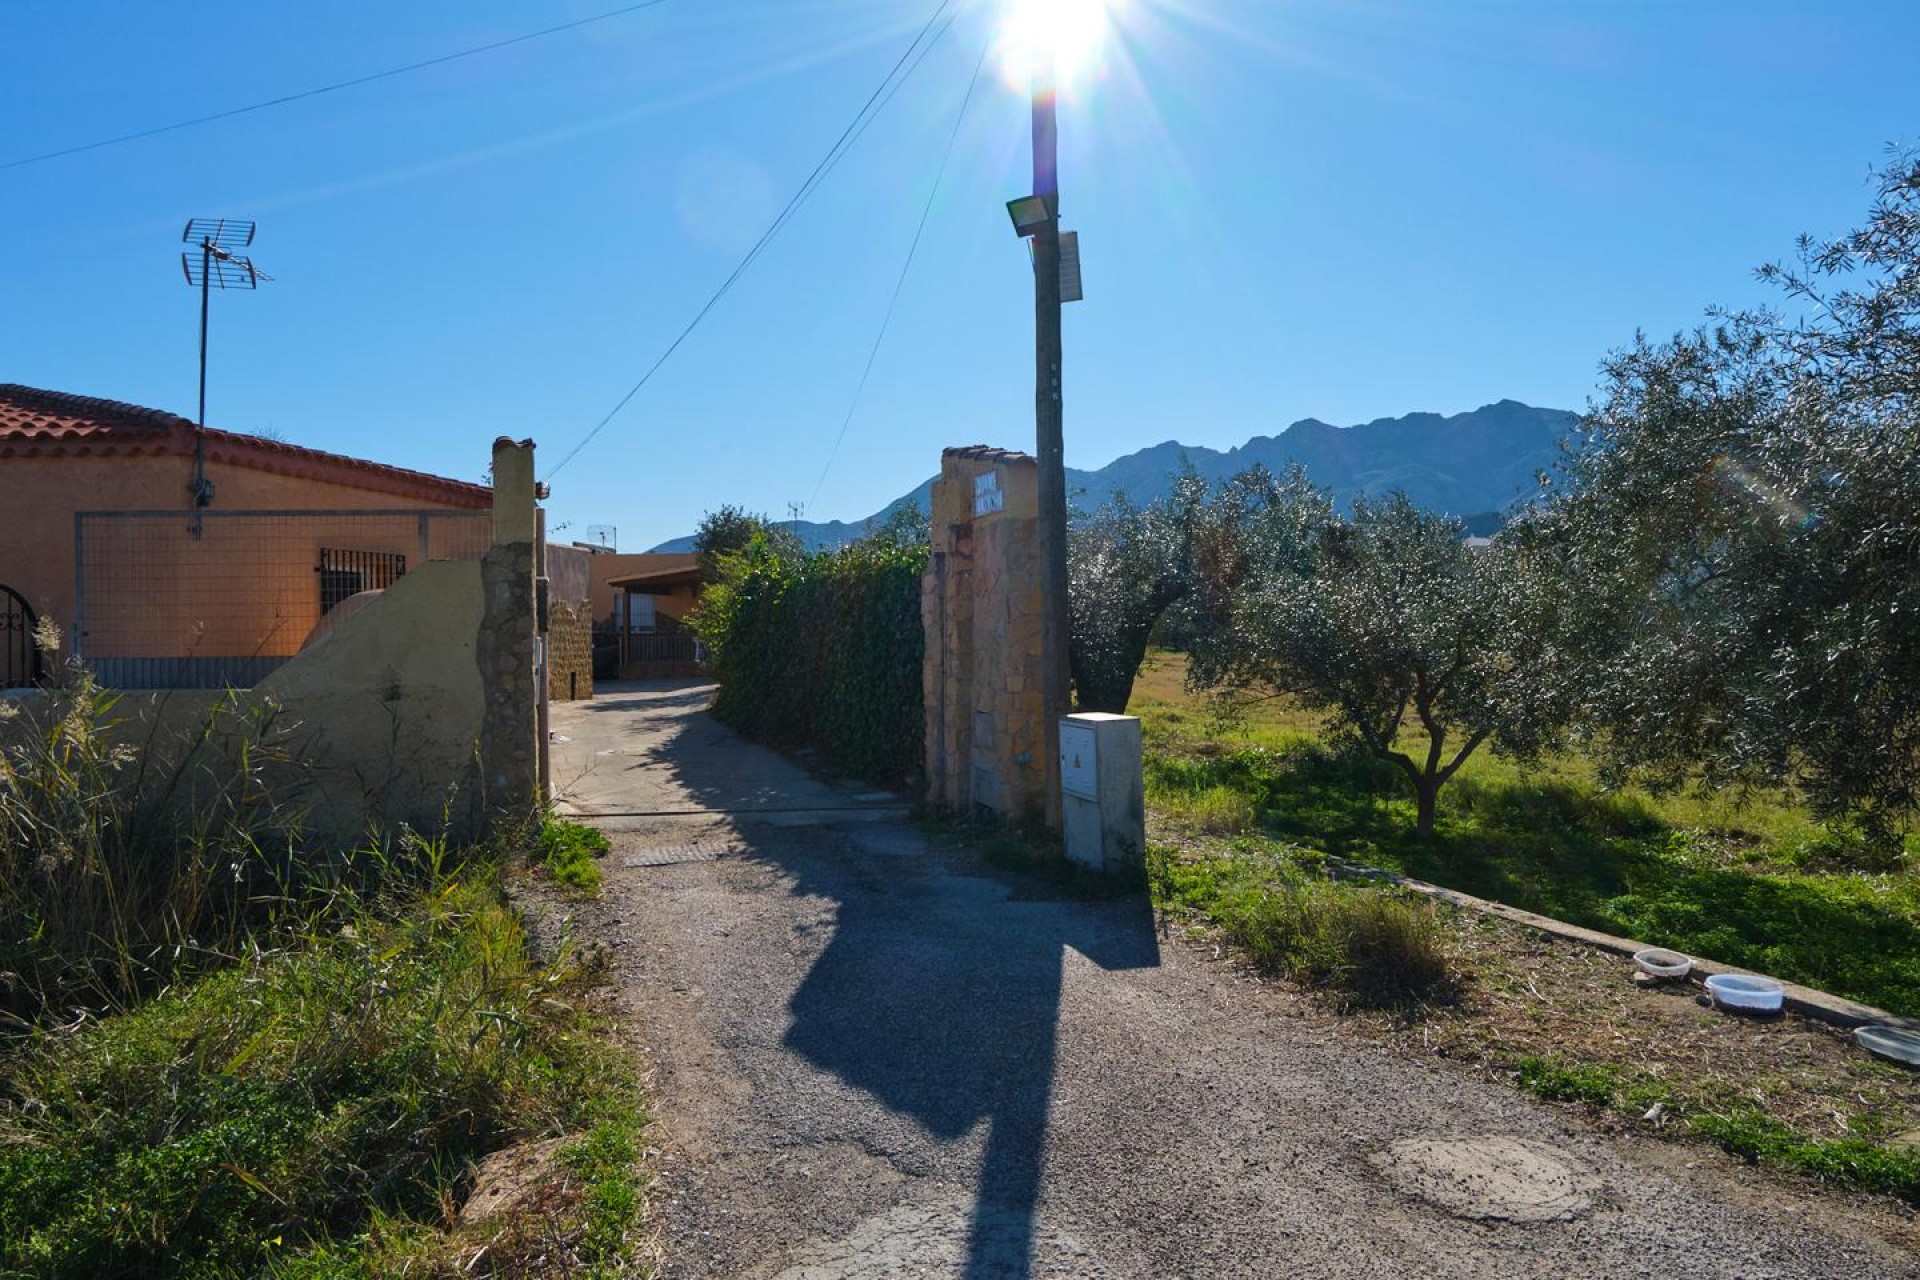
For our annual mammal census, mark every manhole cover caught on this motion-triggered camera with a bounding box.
[620,840,736,868]
[1371,1135,1596,1222]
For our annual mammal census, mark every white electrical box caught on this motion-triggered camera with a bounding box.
[1058,713,1145,876]
[1060,721,1097,800]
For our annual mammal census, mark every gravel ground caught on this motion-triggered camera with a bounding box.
[530,684,1919,1279]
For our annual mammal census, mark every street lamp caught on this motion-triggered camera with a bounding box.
[1006,194,1053,236]
[1019,65,1071,831]
[1001,0,1108,830]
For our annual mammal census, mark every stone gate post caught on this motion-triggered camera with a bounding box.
[479,436,540,816]
[922,446,1048,824]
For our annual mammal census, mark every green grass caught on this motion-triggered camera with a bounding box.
[1132,654,1920,1017]
[560,1106,649,1277]
[1150,843,1455,1011]
[539,817,611,895]
[1513,1055,1920,1202]
[0,873,650,1279]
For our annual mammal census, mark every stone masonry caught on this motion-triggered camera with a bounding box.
[922,447,1047,822]
[478,437,540,813]
[546,599,594,702]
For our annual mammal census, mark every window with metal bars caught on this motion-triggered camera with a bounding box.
[318,548,406,614]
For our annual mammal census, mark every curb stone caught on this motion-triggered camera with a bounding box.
[1327,858,1920,1036]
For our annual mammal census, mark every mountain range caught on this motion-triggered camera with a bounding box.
[645,400,1579,553]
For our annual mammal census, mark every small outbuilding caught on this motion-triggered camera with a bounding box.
[605,561,705,678]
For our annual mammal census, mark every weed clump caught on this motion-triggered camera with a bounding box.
[1155,848,1455,1011]
[539,816,611,894]
[1233,878,1455,1011]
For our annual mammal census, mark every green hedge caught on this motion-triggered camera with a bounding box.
[691,538,926,785]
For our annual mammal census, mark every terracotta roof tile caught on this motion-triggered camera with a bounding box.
[0,383,189,439]
[0,383,492,508]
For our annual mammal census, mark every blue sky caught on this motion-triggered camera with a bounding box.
[6,1,1914,549]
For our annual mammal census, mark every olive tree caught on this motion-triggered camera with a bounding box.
[692,504,803,581]
[1539,149,1920,855]
[1186,470,1571,841]
[1067,474,1204,712]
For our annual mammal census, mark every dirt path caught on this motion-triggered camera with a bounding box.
[538,683,1917,1279]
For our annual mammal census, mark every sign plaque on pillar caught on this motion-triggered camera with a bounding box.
[973,469,1004,517]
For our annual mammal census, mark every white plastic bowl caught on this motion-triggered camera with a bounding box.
[1632,948,1694,980]
[1704,973,1785,1014]
[1854,1023,1920,1067]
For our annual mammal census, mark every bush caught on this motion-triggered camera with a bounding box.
[691,534,926,784]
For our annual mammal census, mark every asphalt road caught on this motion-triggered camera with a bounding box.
[542,683,1918,1279]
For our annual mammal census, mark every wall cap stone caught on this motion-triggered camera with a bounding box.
[944,445,1037,466]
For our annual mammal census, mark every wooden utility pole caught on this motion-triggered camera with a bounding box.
[1032,66,1070,831]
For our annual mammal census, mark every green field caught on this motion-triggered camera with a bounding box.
[1132,653,1920,1018]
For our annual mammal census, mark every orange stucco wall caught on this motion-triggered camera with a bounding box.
[585,552,701,625]
[0,452,483,658]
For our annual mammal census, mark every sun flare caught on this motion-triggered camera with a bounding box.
[996,0,1117,90]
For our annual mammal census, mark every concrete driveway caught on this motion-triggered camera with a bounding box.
[544,683,1917,1279]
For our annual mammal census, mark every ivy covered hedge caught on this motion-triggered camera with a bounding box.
[689,537,926,785]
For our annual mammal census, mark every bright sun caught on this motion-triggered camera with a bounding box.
[996,0,1116,90]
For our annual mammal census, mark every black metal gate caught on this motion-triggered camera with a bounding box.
[1,583,40,688]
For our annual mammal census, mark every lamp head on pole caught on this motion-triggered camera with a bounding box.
[1006,194,1054,238]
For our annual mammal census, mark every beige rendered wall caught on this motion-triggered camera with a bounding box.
[12,558,490,843]
[922,447,1047,823]
[253,559,486,837]
[0,452,482,656]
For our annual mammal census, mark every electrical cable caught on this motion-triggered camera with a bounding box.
[2,0,672,172]
[807,40,991,513]
[543,0,962,481]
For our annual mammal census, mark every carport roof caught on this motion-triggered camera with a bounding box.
[608,564,703,591]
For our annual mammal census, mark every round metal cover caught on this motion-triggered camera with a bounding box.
[1371,1135,1597,1222]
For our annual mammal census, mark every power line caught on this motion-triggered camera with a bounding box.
[808,42,991,513]
[2,0,671,172]
[544,0,963,481]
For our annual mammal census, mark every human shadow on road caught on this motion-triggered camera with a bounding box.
[769,835,1159,1278]
[624,686,1161,1276]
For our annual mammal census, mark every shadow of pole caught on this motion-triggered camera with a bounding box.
[599,683,1162,1277]
[775,854,1159,1278]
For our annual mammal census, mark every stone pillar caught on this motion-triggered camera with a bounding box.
[546,600,594,701]
[479,437,540,816]
[922,446,1048,824]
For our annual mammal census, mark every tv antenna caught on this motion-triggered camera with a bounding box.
[180,217,270,513]
[587,524,618,551]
